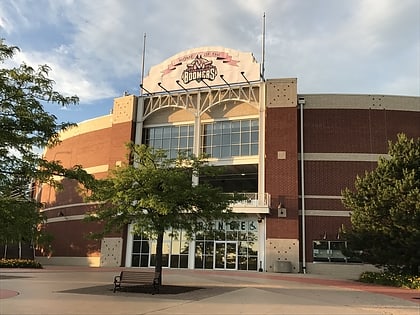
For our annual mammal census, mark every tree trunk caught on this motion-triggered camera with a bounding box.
[155,230,164,286]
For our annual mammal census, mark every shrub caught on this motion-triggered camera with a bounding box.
[0,259,43,269]
[359,271,420,289]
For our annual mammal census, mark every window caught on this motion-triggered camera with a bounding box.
[143,124,194,158]
[132,230,189,269]
[313,241,361,263]
[201,119,258,158]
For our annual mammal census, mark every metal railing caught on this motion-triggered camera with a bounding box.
[228,192,271,207]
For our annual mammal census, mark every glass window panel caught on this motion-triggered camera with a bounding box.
[251,144,259,155]
[251,131,259,142]
[170,255,180,268]
[247,256,258,270]
[195,241,204,256]
[203,124,212,134]
[231,121,240,133]
[226,231,237,241]
[212,146,221,158]
[213,122,222,133]
[187,136,194,147]
[239,231,247,241]
[231,145,240,156]
[140,254,149,267]
[242,133,250,143]
[195,257,203,269]
[204,255,214,269]
[222,134,230,145]
[132,255,140,267]
[179,137,187,148]
[180,255,189,268]
[154,139,163,149]
[162,139,170,150]
[155,128,163,138]
[221,146,230,158]
[180,126,188,136]
[251,120,259,130]
[231,133,240,144]
[171,138,178,148]
[248,242,258,255]
[180,241,189,254]
[204,241,214,255]
[241,120,250,131]
[222,121,231,133]
[313,241,328,250]
[214,230,225,240]
[132,241,141,253]
[141,241,150,254]
[213,135,221,145]
[171,240,180,254]
[238,256,247,270]
[248,230,258,242]
[241,145,250,156]
[172,127,179,137]
[238,242,248,255]
[163,127,171,137]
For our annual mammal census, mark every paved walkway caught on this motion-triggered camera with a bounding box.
[0,266,419,315]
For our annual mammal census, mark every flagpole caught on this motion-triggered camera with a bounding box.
[140,33,146,96]
[261,12,266,81]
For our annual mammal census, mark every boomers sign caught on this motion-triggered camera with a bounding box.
[181,55,217,84]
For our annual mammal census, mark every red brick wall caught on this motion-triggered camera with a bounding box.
[39,119,134,258]
[265,107,299,239]
[303,109,419,153]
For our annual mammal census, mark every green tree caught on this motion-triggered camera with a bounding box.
[0,39,93,257]
[87,143,243,285]
[342,133,420,274]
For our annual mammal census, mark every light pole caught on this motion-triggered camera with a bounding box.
[298,97,307,274]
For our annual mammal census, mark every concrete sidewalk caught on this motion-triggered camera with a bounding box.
[0,266,419,315]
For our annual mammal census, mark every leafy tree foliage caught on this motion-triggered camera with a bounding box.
[0,39,93,256]
[342,134,420,274]
[87,144,243,284]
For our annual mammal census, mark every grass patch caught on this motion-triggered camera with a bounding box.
[359,271,420,289]
[0,258,43,269]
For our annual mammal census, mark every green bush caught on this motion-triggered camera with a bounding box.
[359,271,420,289]
[0,259,43,269]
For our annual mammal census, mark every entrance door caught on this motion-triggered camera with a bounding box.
[214,241,237,269]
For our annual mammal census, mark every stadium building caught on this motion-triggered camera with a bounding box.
[36,47,420,277]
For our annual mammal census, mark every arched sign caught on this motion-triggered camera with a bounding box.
[142,46,261,93]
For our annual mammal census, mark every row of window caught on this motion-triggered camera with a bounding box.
[142,119,259,159]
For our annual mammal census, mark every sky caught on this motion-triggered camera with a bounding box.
[1,0,419,124]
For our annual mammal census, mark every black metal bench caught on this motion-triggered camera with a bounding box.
[113,270,160,294]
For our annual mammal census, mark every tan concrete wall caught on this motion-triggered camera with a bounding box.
[266,78,297,108]
[265,238,299,273]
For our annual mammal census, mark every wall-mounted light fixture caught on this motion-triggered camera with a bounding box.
[176,80,188,92]
[277,203,287,218]
[241,71,251,84]
[202,80,212,89]
[158,82,171,94]
[220,74,231,87]
[140,84,153,95]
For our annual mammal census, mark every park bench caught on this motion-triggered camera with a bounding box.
[113,270,160,294]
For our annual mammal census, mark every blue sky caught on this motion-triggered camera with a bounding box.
[1,0,419,125]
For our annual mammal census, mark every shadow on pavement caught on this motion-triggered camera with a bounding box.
[58,284,239,301]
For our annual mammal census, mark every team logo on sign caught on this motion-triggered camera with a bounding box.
[181,55,218,84]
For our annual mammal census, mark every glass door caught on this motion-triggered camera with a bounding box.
[214,241,237,269]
